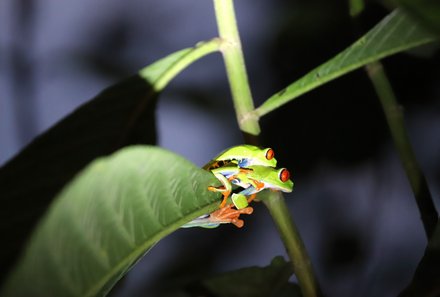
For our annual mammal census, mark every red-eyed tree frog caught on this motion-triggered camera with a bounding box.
[182,165,294,228]
[229,165,293,206]
[207,164,293,208]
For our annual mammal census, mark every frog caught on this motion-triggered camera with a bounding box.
[183,165,293,228]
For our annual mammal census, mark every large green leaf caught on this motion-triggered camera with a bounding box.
[158,256,300,297]
[199,256,300,297]
[255,8,438,117]
[0,146,221,297]
[0,39,220,283]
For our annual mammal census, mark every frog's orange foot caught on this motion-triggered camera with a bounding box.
[210,204,254,228]
[230,208,253,228]
[239,207,254,215]
[209,204,253,228]
[231,218,244,228]
[231,207,254,228]
[215,204,253,218]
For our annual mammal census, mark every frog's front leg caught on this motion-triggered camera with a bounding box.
[209,203,254,228]
[207,168,238,208]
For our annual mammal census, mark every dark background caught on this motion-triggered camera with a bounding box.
[1,0,439,296]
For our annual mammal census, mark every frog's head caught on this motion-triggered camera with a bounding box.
[252,166,293,193]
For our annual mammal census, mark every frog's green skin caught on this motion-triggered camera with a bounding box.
[228,165,293,209]
[203,144,277,170]
[232,165,294,195]
[183,165,294,229]
[204,145,277,209]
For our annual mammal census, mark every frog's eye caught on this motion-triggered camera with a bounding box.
[279,168,290,182]
[265,148,275,160]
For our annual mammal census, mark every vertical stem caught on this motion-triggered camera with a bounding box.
[366,61,438,239]
[212,0,260,135]
[212,1,322,296]
[264,192,322,297]
[348,0,437,239]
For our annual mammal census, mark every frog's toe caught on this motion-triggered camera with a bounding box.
[240,207,253,215]
[231,219,244,228]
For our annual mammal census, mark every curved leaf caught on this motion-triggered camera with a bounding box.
[139,38,221,91]
[0,39,221,283]
[200,256,300,297]
[160,256,300,297]
[255,8,438,117]
[0,146,221,297]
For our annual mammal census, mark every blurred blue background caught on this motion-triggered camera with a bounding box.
[1,0,439,296]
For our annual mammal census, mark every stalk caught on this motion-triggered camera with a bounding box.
[365,61,438,238]
[264,192,322,297]
[212,2,322,296]
[212,0,260,135]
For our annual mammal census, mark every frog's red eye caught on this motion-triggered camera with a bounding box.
[266,148,275,160]
[279,168,290,182]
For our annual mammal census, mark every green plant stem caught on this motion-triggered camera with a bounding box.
[212,0,321,295]
[212,0,260,135]
[366,61,438,239]
[264,192,322,297]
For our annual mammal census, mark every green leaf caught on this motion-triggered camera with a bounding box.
[255,8,439,117]
[0,145,221,297]
[200,256,300,297]
[0,39,221,282]
[0,74,158,285]
[162,256,300,297]
[139,38,221,91]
